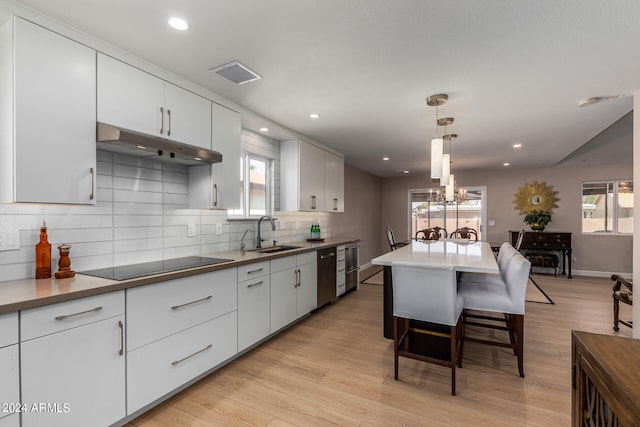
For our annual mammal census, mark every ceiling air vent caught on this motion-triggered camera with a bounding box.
[210,61,262,85]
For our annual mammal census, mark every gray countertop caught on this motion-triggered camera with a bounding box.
[0,237,359,314]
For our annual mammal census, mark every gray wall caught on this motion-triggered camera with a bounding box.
[380,162,633,275]
[331,165,382,266]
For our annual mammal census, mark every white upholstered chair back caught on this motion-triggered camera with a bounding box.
[497,244,518,281]
[392,262,462,326]
[504,253,531,315]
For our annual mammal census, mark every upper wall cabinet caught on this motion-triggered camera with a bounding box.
[280,139,344,212]
[0,17,96,204]
[97,53,212,150]
[189,102,241,209]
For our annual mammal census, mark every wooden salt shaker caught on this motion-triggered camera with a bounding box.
[54,244,76,279]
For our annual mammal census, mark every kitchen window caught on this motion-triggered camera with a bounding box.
[228,153,273,217]
[582,180,633,234]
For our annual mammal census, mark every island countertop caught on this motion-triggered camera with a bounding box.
[0,236,359,314]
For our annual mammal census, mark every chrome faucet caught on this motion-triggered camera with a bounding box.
[256,215,275,248]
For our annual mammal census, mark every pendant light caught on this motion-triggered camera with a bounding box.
[427,94,448,179]
[439,119,454,186]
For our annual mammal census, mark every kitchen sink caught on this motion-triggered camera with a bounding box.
[248,245,301,254]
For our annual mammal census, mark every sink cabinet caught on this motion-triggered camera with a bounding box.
[20,292,126,427]
[189,102,241,209]
[97,53,212,150]
[270,252,317,333]
[0,17,96,204]
[280,139,344,212]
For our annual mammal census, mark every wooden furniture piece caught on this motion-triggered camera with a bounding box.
[386,226,408,251]
[415,227,447,241]
[372,240,498,339]
[457,253,531,377]
[451,227,478,241]
[611,274,633,331]
[510,230,572,278]
[572,331,640,427]
[392,263,462,395]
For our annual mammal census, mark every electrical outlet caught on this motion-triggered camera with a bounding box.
[488,219,496,226]
[187,223,196,237]
[215,223,223,235]
[279,220,286,230]
[572,257,577,262]
[0,227,20,251]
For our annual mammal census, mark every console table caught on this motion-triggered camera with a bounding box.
[572,331,640,426]
[510,230,572,278]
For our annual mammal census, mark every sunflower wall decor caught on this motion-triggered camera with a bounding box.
[513,180,560,215]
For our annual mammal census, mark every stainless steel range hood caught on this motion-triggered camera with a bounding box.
[96,122,222,165]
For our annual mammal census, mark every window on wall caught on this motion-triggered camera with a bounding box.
[228,153,272,217]
[409,187,487,240]
[582,180,633,234]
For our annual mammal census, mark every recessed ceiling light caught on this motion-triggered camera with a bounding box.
[194,157,202,161]
[383,157,390,161]
[403,170,409,174]
[259,127,269,132]
[503,162,510,167]
[309,113,320,119]
[136,145,147,150]
[513,143,522,149]
[168,17,189,31]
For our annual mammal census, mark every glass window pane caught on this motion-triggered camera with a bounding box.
[617,181,633,234]
[454,189,482,240]
[248,157,267,216]
[582,182,613,233]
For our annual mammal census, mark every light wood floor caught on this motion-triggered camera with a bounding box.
[127,274,633,427]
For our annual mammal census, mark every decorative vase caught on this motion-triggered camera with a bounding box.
[530,222,545,231]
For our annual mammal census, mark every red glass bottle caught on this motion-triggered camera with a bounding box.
[35,222,51,279]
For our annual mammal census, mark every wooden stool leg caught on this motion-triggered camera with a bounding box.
[613,298,620,332]
[393,316,399,379]
[513,315,525,378]
[450,324,457,396]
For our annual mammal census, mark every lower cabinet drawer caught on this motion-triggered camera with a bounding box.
[0,345,19,420]
[0,312,18,348]
[127,311,238,415]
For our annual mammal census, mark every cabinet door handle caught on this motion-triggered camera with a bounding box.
[160,107,164,134]
[320,252,335,259]
[167,109,172,136]
[171,295,212,310]
[247,267,264,274]
[247,280,264,288]
[213,183,218,207]
[118,320,124,356]
[333,198,338,211]
[171,344,213,366]
[338,268,345,273]
[89,167,95,200]
[311,195,316,210]
[296,268,301,287]
[54,306,103,320]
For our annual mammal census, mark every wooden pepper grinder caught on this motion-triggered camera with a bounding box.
[35,222,51,279]
[55,244,76,279]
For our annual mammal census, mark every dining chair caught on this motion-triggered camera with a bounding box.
[458,242,517,288]
[451,227,478,241]
[392,262,463,395]
[612,274,633,331]
[386,226,408,251]
[415,227,447,241]
[457,252,531,377]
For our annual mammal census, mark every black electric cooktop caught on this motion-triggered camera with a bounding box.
[79,256,233,281]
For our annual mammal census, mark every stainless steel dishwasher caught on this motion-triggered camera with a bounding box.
[317,247,337,307]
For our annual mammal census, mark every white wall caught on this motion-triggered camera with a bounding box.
[0,131,334,282]
[633,92,639,339]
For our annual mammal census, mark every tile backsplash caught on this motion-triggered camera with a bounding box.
[0,131,332,282]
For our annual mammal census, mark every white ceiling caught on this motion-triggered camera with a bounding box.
[5,0,639,177]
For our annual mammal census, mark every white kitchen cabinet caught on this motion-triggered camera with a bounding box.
[325,151,345,212]
[20,291,126,427]
[270,252,317,333]
[189,102,241,209]
[280,139,344,212]
[238,265,271,352]
[97,53,212,150]
[0,312,18,424]
[127,311,237,415]
[126,268,237,351]
[0,414,18,427]
[0,17,96,204]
